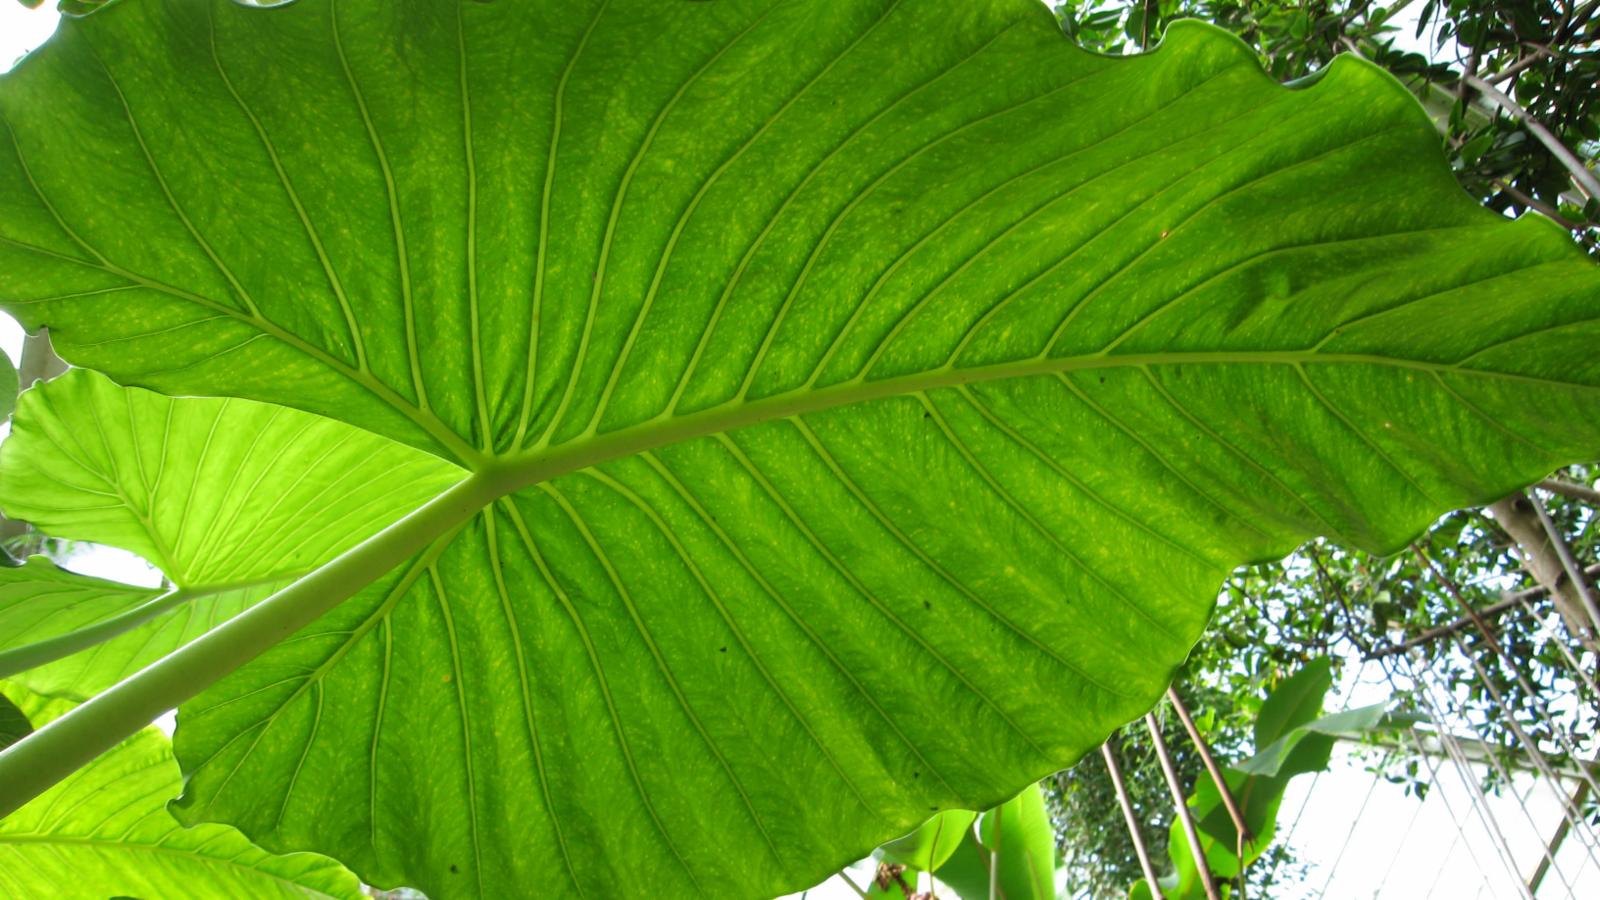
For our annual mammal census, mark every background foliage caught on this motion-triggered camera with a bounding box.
[1040,3,1599,895]
[1053,0,1600,254]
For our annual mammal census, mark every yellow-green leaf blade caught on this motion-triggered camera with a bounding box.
[0,682,365,900]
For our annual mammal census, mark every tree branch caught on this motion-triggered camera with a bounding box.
[1484,45,1552,85]
[1537,478,1600,506]
[1529,490,1600,638]
[1146,713,1222,900]
[1364,561,1600,659]
[1101,742,1167,900]
[1493,180,1589,234]
[1527,774,1592,895]
[1487,492,1599,651]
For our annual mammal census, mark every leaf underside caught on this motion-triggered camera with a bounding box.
[0,368,460,698]
[0,1,1598,898]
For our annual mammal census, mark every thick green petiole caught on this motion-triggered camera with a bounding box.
[0,471,504,820]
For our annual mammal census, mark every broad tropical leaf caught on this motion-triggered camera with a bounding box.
[1,0,1598,898]
[1251,656,1333,751]
[0,369,459,696]
[975,784,1056,900]
[902,783,1055,900]
[0,682,364,900]
[1240,660,1387,778]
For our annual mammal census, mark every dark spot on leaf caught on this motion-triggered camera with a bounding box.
[719,646,727,653]
[922,600,931,610]
[450,865,460,874]
[1098,376,1105,383]
[913,771,920,778]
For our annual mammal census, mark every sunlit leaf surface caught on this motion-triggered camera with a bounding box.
[1,0,1597,896]
[0,369,459,697]
[0,683,364,900]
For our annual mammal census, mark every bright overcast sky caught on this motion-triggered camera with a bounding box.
[0,2,1589,897]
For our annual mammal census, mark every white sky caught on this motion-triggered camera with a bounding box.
[0,1,57,75]
[1,2,1593,898]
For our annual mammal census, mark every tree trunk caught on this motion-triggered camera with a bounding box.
[16,327,66,389]
[1,328,68,561]
[1488,492,1599,653]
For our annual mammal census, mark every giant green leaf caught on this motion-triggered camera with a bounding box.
[1,1,1598,898]
[0,368,459,696]
[0,682,364,899]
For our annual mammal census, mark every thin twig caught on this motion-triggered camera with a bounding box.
[1364,562,1600,658]
[1101,741,1167,900]
[1145,713,1222,900]
[1165,695,1248,839]
[1484,44,1552,84]
[1537,478,1600,506]
[1494,180,1588,232]
[1166,688,1250,900]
